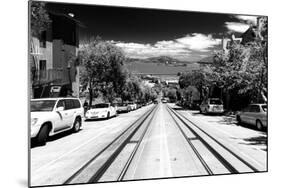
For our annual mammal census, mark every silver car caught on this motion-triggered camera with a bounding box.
[116,103,131,113]
[236,104,267,130]
[199,98,224,114]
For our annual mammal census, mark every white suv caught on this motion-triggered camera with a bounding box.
[31,98,84,145]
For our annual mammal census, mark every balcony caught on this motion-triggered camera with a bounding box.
[33,69,70,85]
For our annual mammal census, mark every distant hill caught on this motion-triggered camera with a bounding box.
[125,56,193,66]
[147,56,180,64]
[197,56,214,64]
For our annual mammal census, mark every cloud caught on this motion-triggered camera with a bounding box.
[225,15,257,33]
[114,41,190,60]
[176,33,221,51]
[113,33,221,61]
[225,22,250,33]
[234,15,257,25]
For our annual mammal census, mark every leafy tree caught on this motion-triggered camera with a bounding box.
[30,2,51,98]
[79,37,126,105]
[121,74,141,102]
[211,41,267,103]
[167,88,177,101]
[179,70,210,100]
[30,1,51,38]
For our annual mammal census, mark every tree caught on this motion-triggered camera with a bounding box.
[211,41,267,103]
[79,37,127,105]
[30,1,51,98]
[30,1,51,38]
[121,75,140,102]
[167,88,177,102]
[179,70,210,100]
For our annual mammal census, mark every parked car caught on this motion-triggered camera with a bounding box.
[161,98,169,103]
[161,99,168,103]
[85,103,117,120]
[116,103,131,113]
[31,98,83,144]
[185,100,201,110]
[128,102,137,110]
[136,102,144,109]
[200,98,224,114]
[236,104,267,130]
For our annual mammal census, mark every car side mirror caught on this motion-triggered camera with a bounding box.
[56,106,64,111]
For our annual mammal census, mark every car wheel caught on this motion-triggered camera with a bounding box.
[203,108,207,114]
[36,124,50,145]
[72,117,81,133]
[107,112,110,119]
[256,120,263,130]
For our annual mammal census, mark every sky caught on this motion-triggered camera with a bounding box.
[46,2,259,61]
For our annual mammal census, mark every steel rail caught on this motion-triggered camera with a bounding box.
[63,104,158,184]
[167,104,258,173]
[116,105,159,181]
[166,105,238,173]
[165,105,213,175]
[89,104,159,182]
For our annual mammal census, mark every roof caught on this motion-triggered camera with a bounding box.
[31,97,80,101]
[48,11,86,28]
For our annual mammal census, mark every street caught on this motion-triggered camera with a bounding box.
[28,4,269,188]
[30,102,267,187]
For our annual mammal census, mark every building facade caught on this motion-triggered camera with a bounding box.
[30,12,81,98]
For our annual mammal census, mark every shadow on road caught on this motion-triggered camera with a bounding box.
[213,116,237,125]
[237,122,268,132]
[241,134,268,151]
[171,107,185,111]
[31,129,83,148]
[84,115,118,122]
[189,112,203,116]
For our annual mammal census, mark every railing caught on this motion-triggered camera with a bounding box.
[33,69,70,84]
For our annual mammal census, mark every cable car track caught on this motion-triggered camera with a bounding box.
[166,104,259,174]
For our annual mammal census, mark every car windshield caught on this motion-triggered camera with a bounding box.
[262,105,267,112]
[31,100,56,112]
[92,103,109,108]
[209,99,223,105]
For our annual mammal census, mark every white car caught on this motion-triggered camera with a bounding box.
[31,98,84,144]
[85,103,117,120]
[116,103,131,113]
[127,102,137,110]
[200,98,224,114]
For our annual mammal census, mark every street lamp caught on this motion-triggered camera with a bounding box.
[68,13,74,17]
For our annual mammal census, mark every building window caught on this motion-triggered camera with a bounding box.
[40,31,47,48]
[72,31,76,44]
[39,60,47,79]
[39,60,46,70]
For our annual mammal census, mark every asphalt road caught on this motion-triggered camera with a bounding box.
[30,103,267,187]
[30,104,155,186]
